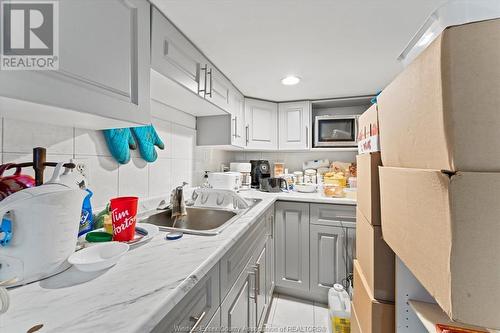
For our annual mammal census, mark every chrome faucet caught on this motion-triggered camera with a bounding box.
[157,182,189,210]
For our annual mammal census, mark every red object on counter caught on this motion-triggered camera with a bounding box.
[110,196,138,242]
[436,324,488,333]
[0,163,36,200]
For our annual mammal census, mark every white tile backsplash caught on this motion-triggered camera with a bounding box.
[148,158,172,198]
[3,118,74,154]
[118,158,148,198]
[0,114,232,209]
[231,150,357,174]
[171,123,195,160]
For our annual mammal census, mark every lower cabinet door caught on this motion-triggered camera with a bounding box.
[255,243,267,327]
[275,202,310,291]
[202,307,221,333]
[310,224,347,294]
[152,264,220,333]
[265,210,275,301]
[221,260,257,332]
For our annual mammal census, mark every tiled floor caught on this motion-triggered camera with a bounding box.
[264,293,330,332]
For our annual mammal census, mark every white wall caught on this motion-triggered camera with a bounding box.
[0,114,232,208]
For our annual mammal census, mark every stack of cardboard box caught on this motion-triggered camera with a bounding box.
[378,19,500,330]
[352,104,395,333]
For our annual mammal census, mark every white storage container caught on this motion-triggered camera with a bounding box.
[328,284,351,333]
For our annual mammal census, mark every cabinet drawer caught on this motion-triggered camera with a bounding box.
[220,215,267,301]
[310,204,356,227]
[152,263,220,333]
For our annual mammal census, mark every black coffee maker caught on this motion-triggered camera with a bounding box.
[250,160,271,188]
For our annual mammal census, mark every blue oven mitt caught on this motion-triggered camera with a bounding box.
[130,125,165,163]
[103,128,137,164]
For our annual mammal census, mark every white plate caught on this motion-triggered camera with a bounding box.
[88,223,159,247]
[69,242,129,272]
[129,223,159,247]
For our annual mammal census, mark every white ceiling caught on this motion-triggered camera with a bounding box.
[151,0,448,102]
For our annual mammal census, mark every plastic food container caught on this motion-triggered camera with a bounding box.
[343,188,357,200]
[323,184,345,198]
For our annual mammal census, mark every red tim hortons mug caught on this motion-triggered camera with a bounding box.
[109,196,138,242]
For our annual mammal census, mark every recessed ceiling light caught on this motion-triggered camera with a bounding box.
[281,75,301,86]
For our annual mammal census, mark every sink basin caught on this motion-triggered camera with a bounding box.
[140,197,262,235]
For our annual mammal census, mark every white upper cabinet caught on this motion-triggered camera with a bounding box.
[205,67,231,113]
[278,101,311,150]
[244,98,278,150]
[0,0,151,129]
[151,7,233,117]
[151,7,204,95]
[230,88,246,147]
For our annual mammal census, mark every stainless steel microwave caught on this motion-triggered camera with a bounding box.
[314,115,359,147]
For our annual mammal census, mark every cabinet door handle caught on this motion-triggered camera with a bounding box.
[248,270,257,301]
[252,264,260,295]
[163,40,169,56]
[245,125,249,145]
[270,215,274,239]
[233,117,237,138]
[305,126,309,148]
[189,311,206,333]
[206,68,213,98]
[198,65,208,95]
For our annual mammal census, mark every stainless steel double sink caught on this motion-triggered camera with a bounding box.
[140,198,261,235]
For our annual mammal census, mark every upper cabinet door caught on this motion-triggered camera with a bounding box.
[0,0,151,128]
[205,67,231,113]
[152,7,205,95]
[230,89,246,147]
[244,98,278,150]
[278,101,311,150]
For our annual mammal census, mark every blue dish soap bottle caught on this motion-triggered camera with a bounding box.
[79,189,94,237]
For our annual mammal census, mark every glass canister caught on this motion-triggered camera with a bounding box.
[293,171,303,184]
[304,169,317,184]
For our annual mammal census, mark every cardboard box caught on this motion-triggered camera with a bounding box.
[357,104,380,154]
[379,167,500,329]
[353,259,394,333]
[378,19,500,171]
[356,209,395,302]
[356,152,382,225]
[351,302,362,333]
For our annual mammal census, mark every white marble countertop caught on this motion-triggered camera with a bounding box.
[0,190,355,333]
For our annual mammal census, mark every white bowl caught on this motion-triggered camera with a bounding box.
[295,183,318,193]
[68,242,129,272]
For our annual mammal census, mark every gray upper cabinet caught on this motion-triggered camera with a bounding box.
[278,101,311,150]
[275,202,310,291]
[0,0,151,129]
[245,98,279,150]
[310,224,347,294]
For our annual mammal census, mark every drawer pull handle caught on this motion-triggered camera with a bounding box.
[189,311,206,333]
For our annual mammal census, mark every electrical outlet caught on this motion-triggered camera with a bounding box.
[71,158,90,185]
